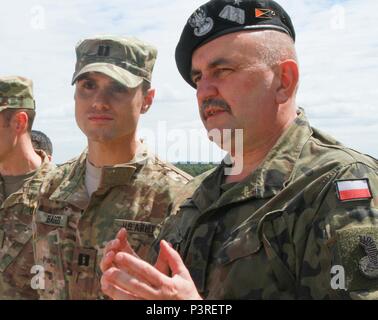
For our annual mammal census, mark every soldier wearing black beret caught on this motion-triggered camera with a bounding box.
[176,0,295,88]
[102,0,378,300]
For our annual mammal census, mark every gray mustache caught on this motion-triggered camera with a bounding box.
[202,99,231,113]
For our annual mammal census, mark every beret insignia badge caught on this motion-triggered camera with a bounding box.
[188,8,214,37]
[255,8,276,19]
[219,5,245,25]
[359,235,378,279]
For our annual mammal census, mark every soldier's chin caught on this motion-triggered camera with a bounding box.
[84,130,116,143]
[207,129,233,152]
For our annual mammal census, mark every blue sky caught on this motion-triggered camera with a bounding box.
[1,0,377,163]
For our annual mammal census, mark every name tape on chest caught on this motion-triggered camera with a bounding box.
[114,219,157,236]
[36,210,68,228]
[335,179,373,202]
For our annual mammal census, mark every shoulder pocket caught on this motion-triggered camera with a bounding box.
[335,226,378,292]
[0,223,33,272]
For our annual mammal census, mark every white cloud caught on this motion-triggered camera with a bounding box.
[1,0,377,163]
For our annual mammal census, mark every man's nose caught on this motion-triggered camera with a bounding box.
[196,77,219,105]
[92,89,111,110]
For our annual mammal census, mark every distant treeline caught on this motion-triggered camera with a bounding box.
[174,162,218,177]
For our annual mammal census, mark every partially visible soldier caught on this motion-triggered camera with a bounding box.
[0,76,54,299]
[32,36,193,300]
[100,0,378,300]
[31,130,53,161]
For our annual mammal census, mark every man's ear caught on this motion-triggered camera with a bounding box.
[13,111,28,133]
[141,88,155,114]
[275,60,299,105]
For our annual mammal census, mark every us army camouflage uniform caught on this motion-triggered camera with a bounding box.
[32,147,193,300]
[0,150,54,300]
[151,109,378,300]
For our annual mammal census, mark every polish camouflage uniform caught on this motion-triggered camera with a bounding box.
[0,76,55,299]
[32,36,194,300]
[151,110,378,300]
[152,0,378,300]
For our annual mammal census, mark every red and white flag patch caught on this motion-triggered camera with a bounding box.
[335,179,372,201]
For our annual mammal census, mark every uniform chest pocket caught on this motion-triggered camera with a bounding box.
[216,222,262,265]
[0,222,33,273]
[216,212,297,295]
[34,209,78,248]
[33,209,79,299]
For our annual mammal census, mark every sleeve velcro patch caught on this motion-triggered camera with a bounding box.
[336,226,378,292]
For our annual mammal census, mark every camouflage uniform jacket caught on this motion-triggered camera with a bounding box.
[152,110,378,300]
[0,150,54,300]
[33,146,192,300]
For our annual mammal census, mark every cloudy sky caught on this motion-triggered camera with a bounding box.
[1,0,377,164]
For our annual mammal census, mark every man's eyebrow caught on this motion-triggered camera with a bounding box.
[190,69,201,80]
[110,80,127,89]
[77,74,91,82]
[191,57,233,79]
[208,58,232,69]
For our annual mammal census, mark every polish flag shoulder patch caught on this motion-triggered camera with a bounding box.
[335,179,373,202]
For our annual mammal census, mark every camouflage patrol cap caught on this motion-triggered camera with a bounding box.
[176,0,296,88]
[0,76,35,112]
[72,35,158,88]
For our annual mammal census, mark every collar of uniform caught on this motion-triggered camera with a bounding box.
[95,140,150,193]
[97,164,138,193]
[21,149,55,205]
[192,108,313,212]
[0,149,55,209]
[48,142,150,206]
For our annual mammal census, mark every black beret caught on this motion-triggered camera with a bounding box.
[175,0,296,88]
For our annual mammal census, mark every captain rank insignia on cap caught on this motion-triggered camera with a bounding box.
[97,44,111,57]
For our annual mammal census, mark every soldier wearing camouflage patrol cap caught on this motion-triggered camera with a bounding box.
[100,0,378,300]
[32,35,194,300]
[0,76,55,299]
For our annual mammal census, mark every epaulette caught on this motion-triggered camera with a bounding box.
[154,156,193,181]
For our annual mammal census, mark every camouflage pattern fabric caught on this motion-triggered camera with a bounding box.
[32,146,194,300]
[72,35,157,88]
[151,109,378,300]
[0,76,35,111]
[0,150,54,299]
